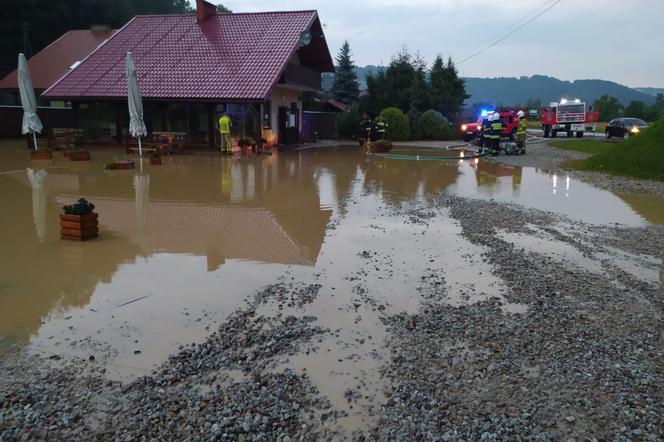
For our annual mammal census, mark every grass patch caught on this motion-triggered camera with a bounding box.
[551,117,664,181]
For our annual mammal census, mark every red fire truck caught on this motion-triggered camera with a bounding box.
[540,99,599,138]
[460,110,521,142]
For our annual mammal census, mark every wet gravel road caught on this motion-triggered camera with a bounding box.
[2,143,664,440]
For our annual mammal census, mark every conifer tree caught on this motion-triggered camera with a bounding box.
[331,41,360,105]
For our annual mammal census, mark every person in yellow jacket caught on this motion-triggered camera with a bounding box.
[217,111,232,155]
[516,110,528,154]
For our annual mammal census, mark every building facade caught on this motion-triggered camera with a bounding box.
[42,0,335,148]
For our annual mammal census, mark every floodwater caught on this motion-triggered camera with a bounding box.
[1,140,663,430]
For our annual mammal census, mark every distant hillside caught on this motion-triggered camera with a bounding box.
[635,87,664,97]
[322,65,384,91]
[323,69,656,108]
[463,75,655,107]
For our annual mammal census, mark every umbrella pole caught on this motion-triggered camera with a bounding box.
[32,131,38,151]
[138,136,143,157]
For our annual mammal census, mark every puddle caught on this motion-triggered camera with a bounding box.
[499,227,605,275]
[1,140,662,433]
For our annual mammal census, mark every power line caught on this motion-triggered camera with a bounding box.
[457,0,564,65]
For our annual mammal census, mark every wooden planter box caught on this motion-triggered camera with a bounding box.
[31,150,52,160]
[149,157,162,165]
[110,160,135,170]
[60,213,99,241]
[69,151,91,161]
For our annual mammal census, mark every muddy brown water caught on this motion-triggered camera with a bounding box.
[1,140,662,431]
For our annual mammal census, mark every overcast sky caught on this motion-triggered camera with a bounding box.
[192,0,663,87]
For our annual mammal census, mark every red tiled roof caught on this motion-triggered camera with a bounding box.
[0,29,115,90]
[43,11,334,101]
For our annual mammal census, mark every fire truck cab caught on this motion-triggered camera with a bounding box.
[540,99,599,138]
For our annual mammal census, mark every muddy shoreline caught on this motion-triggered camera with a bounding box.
[2,143,664,440]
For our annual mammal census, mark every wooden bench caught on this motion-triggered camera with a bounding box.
[49,128,84,151]
[125,132,187,155]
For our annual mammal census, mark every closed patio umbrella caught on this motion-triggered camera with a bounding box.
[26,167,48,242]
[126,52,147,156]
[18,53,43,150]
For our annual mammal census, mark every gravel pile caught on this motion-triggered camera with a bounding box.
[1,299,337,441]
[362,195,664,441]
[254,283,322,309]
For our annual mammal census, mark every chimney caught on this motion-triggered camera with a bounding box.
[196,0,217,22]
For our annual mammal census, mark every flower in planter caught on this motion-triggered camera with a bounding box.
[63,198,95,215]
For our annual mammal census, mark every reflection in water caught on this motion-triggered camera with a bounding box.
[26,168,48,242]
[133,174,150,252]
[0,143,663,377]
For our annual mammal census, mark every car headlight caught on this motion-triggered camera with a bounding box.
[461,124,468,132]
[630,126,640,134]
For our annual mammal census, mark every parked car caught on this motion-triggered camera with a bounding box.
[605,118,649,138]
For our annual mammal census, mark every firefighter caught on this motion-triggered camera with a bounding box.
[516,110,528,154]
[478,114,491,149]
[217,111,232,155]
[360,113,374,146]
[488,113,503,154]
[376,116,388,140]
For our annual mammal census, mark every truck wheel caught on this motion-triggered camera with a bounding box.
[543,126,550,138]
[551,130,557,138]
[576,131,583,138]
[606,130,612,139]
[567,130,573,138]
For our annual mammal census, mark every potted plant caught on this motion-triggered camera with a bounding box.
[149,151,162,165]
[60,198,99,241]
[31,149,53,160]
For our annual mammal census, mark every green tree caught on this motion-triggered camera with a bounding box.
[330,41,360,105]
[593,95,623,121]
[429,55,468,119]
[0,0,193,78]
[624,100,651,121]
[379,107,410,141]
[365,49,416,115]
[216,3,232,12]
[335,102,361,138]
[526,98,542,111]
[407,54,431,113]
[649,93,664,120]
[416,110,450,140]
